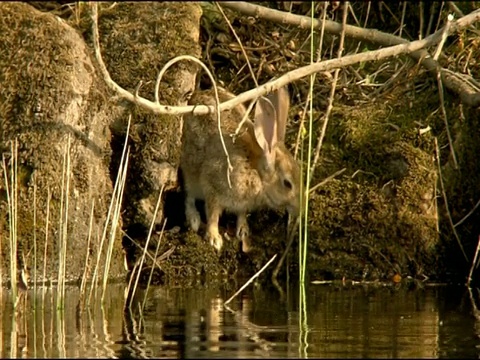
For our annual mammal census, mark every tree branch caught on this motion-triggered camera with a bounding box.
[221,2,480,107]
[91,3,480,117]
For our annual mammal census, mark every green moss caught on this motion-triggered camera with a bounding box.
[289,77,440,281]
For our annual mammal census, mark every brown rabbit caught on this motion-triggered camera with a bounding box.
[180,86,300,252]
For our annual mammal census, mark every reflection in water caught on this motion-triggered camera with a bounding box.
[0,282,479,358]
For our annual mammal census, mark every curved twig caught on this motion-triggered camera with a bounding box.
[91,4,233,187]
[152,54,234,186]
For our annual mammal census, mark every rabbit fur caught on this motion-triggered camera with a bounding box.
[180,86,300,252]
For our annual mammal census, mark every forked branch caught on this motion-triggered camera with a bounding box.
[91,3,480,116]
[221,2,480,107]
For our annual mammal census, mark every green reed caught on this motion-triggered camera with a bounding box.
[299,1,320,285]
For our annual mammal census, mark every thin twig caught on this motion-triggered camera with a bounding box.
[466,235,480,286]
[434,2,446,34]
[399,2,407,39]
[309,167,347,194]
[347,2,361,28]
[426,2,436,36]
[88,115,131,306]
[102,143,129,302]
[224,254,277,305]
[468,287,480,323]
[42,188,51,291]
[272,217,299,281]
[433,14,453,61]
[33,173,37,296]
[80,199,95,299]
[379,1,414,39]
[231,98,257,141]
[454,196,480,228]
[215,2,258,87]
[223,303,273,353]
[310,2,349,178]
[128,185,165,309]
[141,218,167,314]
[434,137,467,262]
[294,1,329,159]
[447,2,464,17]
[419,2,425,39]
[121,230,173,270]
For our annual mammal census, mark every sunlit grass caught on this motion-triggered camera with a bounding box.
[298,1,332,354]
[101,117,131,303]
[1,119,132,312]
[88,116,131,306]
[57,134,72,309]
[79,199,95,305]
[42,188,51,306]
[2,139,19,307]
[101,146,129,303]
[127,184,165,310]
[33,173,37,303]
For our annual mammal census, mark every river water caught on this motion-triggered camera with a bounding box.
[0,281,478,358]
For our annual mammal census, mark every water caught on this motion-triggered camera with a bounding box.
[0,281,479,358]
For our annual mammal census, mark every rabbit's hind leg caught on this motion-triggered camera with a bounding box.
[185,194,201,232]
[205,198,224,251]
[236,213,251,253]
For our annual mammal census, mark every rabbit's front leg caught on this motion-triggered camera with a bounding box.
[185,194,201,232]
[205,198,223,251]
[236,213,251,253]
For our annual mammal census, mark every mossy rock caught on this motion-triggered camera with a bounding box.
[0,2,124,283]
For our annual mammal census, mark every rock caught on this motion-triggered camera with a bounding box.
[0,2,125,283]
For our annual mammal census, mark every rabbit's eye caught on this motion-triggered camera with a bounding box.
[283,179,293,190]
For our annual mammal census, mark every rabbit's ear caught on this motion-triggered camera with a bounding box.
[266,87,290,142]
[254,96,278,169]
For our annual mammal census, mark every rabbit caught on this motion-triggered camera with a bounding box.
[180,86,300,253]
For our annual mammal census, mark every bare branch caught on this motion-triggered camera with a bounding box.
[221,2,479,46]
[91,2,480,117]
[221,2,480,107]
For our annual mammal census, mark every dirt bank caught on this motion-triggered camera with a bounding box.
[3,2,479,287]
